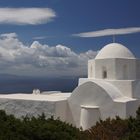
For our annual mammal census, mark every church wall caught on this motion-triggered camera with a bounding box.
[68,81,120,128]
[80,106,100,130]
[55,100,69,121]
[107,80,133,97]
[114,99,139,119]
[78,78,90,86]
[94,59,116,79]
[113,102,126,118]
[0,98,70,124]
[89,58,137,80]
[132,80,140,99]
[79,78,136,98]
[88,59,95,78]
[136,59,140,79]
[126,99,139,117]
[65,103,75,125]
[0,99,56,118]
[115,59,136,80]
[55,101,75,125]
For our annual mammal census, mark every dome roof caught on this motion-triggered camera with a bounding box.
[95,43,135,59]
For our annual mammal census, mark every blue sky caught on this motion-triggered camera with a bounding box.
[0,0,139,76]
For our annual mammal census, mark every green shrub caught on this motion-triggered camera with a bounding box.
[1,106,140,140]
[0,111,82,140]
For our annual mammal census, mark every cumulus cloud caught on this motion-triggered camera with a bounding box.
[0,8,56,25]
[0,33,97,76]
[73,27,140,37]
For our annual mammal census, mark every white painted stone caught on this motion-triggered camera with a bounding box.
[80,105,100,130]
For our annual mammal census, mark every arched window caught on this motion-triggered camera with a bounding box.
[102,66,107,79]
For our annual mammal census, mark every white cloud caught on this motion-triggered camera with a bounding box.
[1,33,17,38]
[33,36,47,40]
[73,27,140,37]
[0,33,97,76]
[0,8,56,25]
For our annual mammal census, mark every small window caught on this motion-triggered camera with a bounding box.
[103,70,107,79]
[102,66,107,79]
[123,64,128,79]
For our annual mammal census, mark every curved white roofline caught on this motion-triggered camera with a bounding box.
[95,43,135,59]
[88,80,123,100]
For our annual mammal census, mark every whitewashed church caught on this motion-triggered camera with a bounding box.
[0,42,140,130]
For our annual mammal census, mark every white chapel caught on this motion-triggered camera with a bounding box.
[0,42,140,130]
[68,43,140,129]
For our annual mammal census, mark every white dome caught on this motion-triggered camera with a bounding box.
[95,43,135,59]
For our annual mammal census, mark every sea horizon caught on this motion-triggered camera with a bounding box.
[0,74,84,94]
